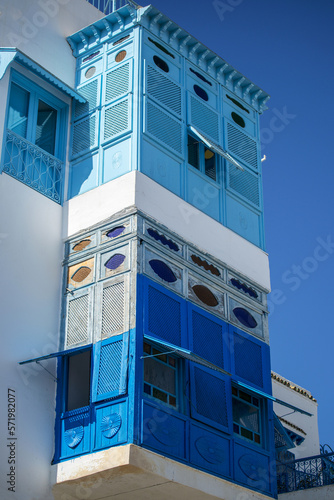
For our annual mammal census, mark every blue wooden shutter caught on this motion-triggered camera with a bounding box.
[146,65,182,116]
[190,95,219,142]
[92,334,128,402]
[8,83,29,138]
[227,162,261,208]
[226,122,258,171]
[190,364,231,432]
[231,326,270,390]
[190,306,226,369]
[146,279,185,347]
[145,100,183,155]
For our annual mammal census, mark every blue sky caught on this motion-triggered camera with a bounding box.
[150,0,334,447]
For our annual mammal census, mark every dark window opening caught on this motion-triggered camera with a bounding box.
[188,135,199,169]
[66,350,91,412]
[232,387,261,445]
[148,37,175,58]
[153,55,169,73]
[194,84,209,101]
[204,148,216,181]
[188,134,217,181]
[226,94,250,113]
[231,111,245,128]
[233,307,257,329]
[143,342,177,408]
[189,67,212,86]
[35,100,57,155]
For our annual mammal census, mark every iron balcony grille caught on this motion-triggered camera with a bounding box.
[277,451,334,494]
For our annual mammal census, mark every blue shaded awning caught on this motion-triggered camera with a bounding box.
[0,49,86,103]
[19,344,92,365]
[143,335,231,377]
[189,126,245,171]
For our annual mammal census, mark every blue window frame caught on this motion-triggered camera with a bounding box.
[232,385,263,446]
[65,349,91,412]
[187,134,217,181]
[143,341,179,409]
[2,71,68,203]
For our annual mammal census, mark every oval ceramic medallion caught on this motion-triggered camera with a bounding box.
[195,436,225,464]
[71,266,91,283]
[192,285,218,307]
[149,259,177,283]
[64,426,84,448]
[105,253,126,271]
[233,307,257,329]
[101,413,122,439]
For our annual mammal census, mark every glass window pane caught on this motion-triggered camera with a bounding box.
[8,83,30,138]
[35,100,57,155]
[233,398,260,434]
[66,351,91,411]
[144,356,176,395]
[204,148,216,181]
[188,135,199,169]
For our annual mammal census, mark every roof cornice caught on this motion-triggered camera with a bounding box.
[67,3,270,113]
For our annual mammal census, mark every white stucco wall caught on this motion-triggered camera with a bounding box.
[0,0,103,86]
[65,171,271,290]
[272,375,320,460]
[0,174,63,500]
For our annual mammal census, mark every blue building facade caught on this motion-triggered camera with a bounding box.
[1,2,276,498]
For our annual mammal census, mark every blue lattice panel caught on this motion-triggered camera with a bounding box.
[141,402,187,460]
[60,408,91,459]
[93,400,128,451]
[234,443,275,495]
[230,326,271,392]
[189,423,231,478]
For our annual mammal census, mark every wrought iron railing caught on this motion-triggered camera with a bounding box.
[86,0,139,15]
[277,451,334,494]
[3,130,63,203]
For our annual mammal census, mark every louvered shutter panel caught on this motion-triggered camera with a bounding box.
[146,65,182,116]
[190,95,219,142]
[105,63,130,103]
[227,122,258,171]
[190,307,225,368]
[101,279,125,338]
[65,288,92,348]
[190,364,230,432]
[227,163,260,207]
[71,114,97,157]
[145,100,183,155]
[103,99,129,141]
[92,334,128,402]
[147,283,183,346]
[74,78,99,119]
[232,329,264,388]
